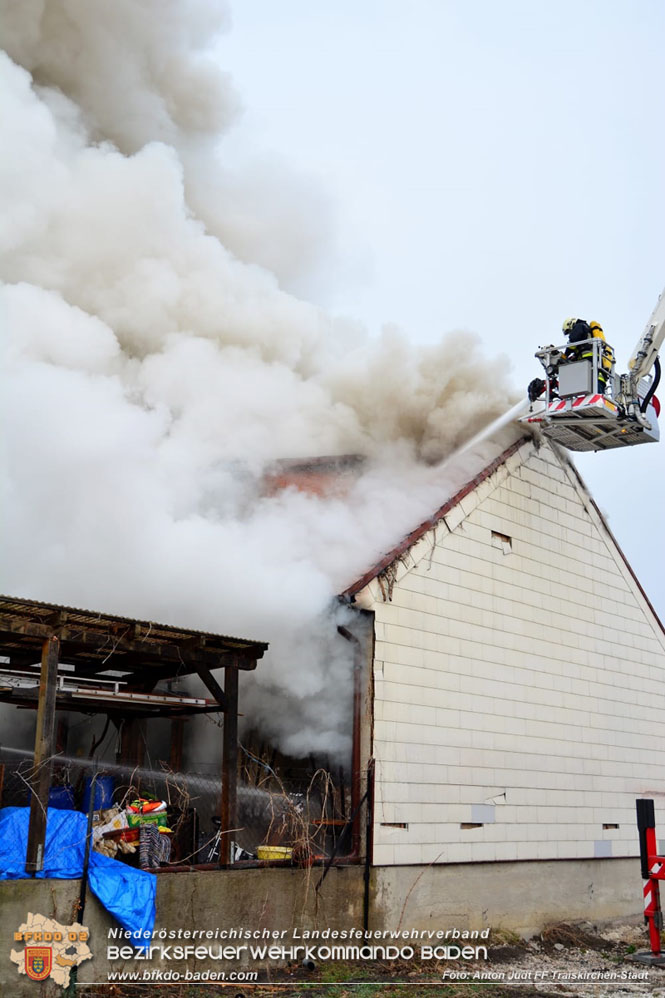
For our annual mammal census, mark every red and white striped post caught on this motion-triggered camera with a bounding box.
[634,799,665,966]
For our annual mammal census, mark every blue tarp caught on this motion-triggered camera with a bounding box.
[0,807,155,945]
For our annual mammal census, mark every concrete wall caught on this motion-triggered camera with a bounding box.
[0,879,94,996]
[0,855,646,993]
[356,439,665,866]
[0,866,364,994]
[373,857,644,936]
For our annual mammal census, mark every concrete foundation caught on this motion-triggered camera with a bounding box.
[372,857,644,936]
[0,857,646,994]
[0,865,364,994]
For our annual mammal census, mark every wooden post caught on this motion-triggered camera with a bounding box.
[220,666,239,865]
[26,635,60,872]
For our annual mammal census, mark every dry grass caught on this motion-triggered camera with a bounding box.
[78,982,560,998]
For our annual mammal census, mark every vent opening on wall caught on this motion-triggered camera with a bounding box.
[491,530,512,554]
[460,822,484,830]
[380,822,408,829]
[602,823,619,830]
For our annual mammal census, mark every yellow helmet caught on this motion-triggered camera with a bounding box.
[562,317,577,333]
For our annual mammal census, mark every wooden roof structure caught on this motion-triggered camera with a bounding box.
[0,595,268,715]
[0,595,268,868]
[0,595,267,679]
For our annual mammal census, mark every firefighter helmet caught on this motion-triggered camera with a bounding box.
[562,317,577,334]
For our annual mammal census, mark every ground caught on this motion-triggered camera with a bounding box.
[75,919,665,997]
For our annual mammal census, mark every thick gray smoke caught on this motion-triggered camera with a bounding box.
[0,1,520,760]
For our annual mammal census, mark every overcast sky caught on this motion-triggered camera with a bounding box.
[217,0,665,618]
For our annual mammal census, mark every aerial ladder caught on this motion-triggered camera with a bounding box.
[520,286,664,452]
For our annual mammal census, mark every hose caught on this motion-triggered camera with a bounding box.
[640,356,661,413]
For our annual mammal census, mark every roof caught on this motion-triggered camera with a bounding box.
[342,437,528,598]
[263,454,365,498]
[0,595,268,689]
[340,436,665,639]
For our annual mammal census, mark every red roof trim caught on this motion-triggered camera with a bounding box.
[342,437,530,598]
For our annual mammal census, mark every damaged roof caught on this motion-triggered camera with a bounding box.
[339,436,665,636]
[341,437,529,598]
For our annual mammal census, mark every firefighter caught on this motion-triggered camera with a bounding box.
[562,317,614,392]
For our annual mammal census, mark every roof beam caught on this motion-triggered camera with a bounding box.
[0,618,260,673]
[193,664,228,709]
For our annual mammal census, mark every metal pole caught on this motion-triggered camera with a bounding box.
[78,773,98,920]
[337,626,363,855]
[220,665,239,865]
[26,635,60,872]
[363,759,375,933]
[65,774,97,998]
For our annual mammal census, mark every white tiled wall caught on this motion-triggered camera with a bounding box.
[358,441,665,866]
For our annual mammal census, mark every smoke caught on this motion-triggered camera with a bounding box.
[0,1,521,761]
[0,0,238,152]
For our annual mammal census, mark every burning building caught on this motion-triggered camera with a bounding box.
[2,4,665,985]
[337,434,665,929]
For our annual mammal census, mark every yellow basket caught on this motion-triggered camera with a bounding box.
[257,846,293,861]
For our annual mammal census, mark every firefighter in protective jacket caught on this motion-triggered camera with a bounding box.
[562,317,614,391]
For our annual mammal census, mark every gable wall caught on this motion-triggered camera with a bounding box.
[356,440,665,865]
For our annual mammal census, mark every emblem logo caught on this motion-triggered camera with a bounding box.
[25,946,53,981]
[12,915,92,987]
